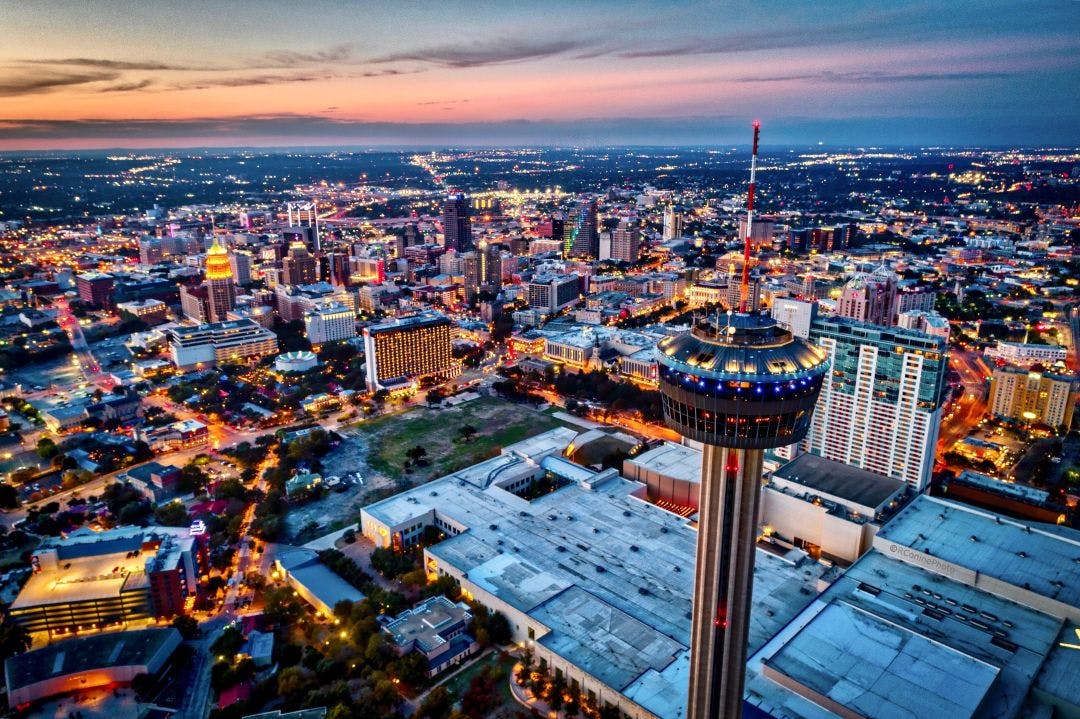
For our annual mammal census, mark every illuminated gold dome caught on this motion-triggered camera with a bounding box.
[205,237,233,280]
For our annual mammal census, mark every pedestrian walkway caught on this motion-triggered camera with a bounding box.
[507,655,579,719]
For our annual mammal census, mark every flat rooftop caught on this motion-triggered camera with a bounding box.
[4,628,180,691]
[747,549,1072,719]
[277,548,364,610]
[875,495,1080,611]
[624,442,701,485]
[765,601,1000,719]
[384,595,470,654]
[771,453,906,512]
[11,557,148,608]
[365,429,829,719]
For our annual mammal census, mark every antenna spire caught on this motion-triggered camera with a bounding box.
[739,121,760,313]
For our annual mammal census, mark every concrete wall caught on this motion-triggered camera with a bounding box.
[761,488,871,565]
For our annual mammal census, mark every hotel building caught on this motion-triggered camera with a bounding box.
[363,312,455,391]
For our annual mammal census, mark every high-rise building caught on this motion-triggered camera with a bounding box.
[138,237,164,265]
[363,313,455,391]
[442,192,473,252]
[462,241,502,302]
[662,205,683,241]
[204,238,236,323]
[527,274,581,314]
[76,272,115,309]
[610,222,641,263]
[804,316,948,490]
[564,200,599,259]
[738,215,775,250]
[837,267,898,326]
[549,213,566,247]
[989,365,1076,429]
[179,284,210,323]
[229,250,253,287]
[303,301,356,347]
[895,286,937,319]
[656,312,828,719]
[327,252,353,286]
[282,241,318,286]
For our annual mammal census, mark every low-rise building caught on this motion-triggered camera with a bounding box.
[168,319,278,370]
[362,428,830,719]
[9,527,203,635]
[117,298,169,325]
[986,340,1068,367]
[747,496,1080,718]
[273,548,364,617]
[383,595,478,677]
[138,418,209,451]
[4,627,182,708]
[303,301,355,346]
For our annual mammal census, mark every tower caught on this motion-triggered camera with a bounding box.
[564,199,599,259]
[663,205,683,240]
[656,123,829,719]
[442,192,473,252]
[282,241,318,286]
[204,237,236,323]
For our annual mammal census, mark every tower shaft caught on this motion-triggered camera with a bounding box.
[688,446,763,719]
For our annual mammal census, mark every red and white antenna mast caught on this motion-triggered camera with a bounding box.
[739,120,760,313]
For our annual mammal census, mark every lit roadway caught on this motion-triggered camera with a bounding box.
[936,348,990,464]
[1064,303,1080,372]
[54,297,105,385]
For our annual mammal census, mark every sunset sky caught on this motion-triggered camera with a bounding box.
[1,0,1078,149]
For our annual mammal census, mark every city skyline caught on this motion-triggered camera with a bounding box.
[2,0,1078,149]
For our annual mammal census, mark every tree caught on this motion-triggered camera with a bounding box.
[178,462,210,494]
[0,621,31,661]
[326,704,353,719]
[171,614,200,639]
[9,467,36,485]
[205,576,228,596]
[0,483,19,509]
[392,651,430,687]
[406,445,427,463]
[36,437,58,459]
[155,501,190,527]
[549,672,566,711]
[416,686,454,719]
[458,425,478,442]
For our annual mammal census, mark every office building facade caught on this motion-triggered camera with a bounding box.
[204,238,237,323]
[564,200,599,259]
[610,223,641,263]
[76,272,115,309]
[442,193,473,252]
[528,274,581,314]
[282,242,318,286]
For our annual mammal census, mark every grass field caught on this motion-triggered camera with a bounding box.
[360,397,571,481]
